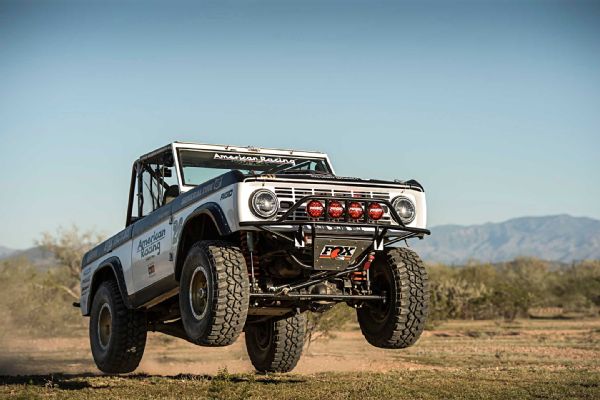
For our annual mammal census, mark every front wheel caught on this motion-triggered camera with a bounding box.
[245,313,306,373]
[89,280,147,373]
[179,240,250,346]
[357,247,428,349]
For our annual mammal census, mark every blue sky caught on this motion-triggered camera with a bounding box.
[0,0,599,249]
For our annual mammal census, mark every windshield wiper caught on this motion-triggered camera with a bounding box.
[260,160,309,175]
[277,168,331,175]
[259,160,332,176]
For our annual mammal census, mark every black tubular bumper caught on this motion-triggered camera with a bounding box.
[239,194,431,246]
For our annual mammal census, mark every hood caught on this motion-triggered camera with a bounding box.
[243,172,424,192]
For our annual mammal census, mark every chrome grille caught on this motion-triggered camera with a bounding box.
[274,187,393,223]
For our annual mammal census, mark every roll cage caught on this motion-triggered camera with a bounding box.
[125,145,176,227]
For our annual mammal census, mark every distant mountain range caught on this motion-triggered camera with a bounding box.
[0,246,55,269]
[411,214,600,264]
[1,215,599,267]
[0,245,16,259]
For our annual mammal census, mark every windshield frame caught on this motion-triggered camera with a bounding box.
[172,143,334,189]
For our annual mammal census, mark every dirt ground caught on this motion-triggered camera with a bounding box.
[2,318,599,375]
[1,318,599,399]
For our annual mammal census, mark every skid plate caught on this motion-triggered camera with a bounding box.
[313,237,370,271]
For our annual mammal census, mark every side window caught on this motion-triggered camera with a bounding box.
[130,181,140,221]
[141,169,157,216]
[130,168,153,219]
[129,162,178,223]
[140,166,178,216]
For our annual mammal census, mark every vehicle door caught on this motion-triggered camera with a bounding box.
[130,162,178,293]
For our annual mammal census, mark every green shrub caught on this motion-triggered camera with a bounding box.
[427,258,600,321]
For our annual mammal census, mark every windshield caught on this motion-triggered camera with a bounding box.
[178,149,332,186]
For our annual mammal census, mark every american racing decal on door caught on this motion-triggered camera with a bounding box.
[319,245,357,261]
[137,229,166,258]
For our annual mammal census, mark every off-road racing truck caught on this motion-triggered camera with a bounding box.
[79,142,430,373]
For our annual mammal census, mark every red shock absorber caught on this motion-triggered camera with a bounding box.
[350,271,366,282]
[351,252,375,284]
[363,253,375,270]
[240,231,260,287]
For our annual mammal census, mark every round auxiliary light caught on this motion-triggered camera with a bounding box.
[347,201,364,220]
[327,201,344,219]
[367,202,384,220]
[392,196,416,224]
[306,200,324,218]
[250,189,279,218]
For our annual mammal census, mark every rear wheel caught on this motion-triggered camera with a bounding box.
[179,240,250,346]
[89,280,147,373]
[357,247,428,348]
[245,313,306,373]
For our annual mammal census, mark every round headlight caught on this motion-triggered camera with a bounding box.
[250,189,279,218]
[392,196,416,224]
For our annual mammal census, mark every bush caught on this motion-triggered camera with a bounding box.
[427,258,600,321]
[0,259,85,339]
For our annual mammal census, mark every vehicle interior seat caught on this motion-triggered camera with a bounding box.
[163,185,180,206]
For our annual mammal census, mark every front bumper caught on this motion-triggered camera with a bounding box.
[239,195,430,269]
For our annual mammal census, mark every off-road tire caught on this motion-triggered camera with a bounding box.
[179,240,249,346]
[357,247,428,349]
[89,280,147,373]
[245,313,306,373]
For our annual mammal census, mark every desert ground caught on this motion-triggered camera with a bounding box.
[1,318,599,399]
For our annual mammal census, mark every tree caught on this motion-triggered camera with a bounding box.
[37,226,102,299]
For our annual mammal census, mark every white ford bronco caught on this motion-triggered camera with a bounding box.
[80,142,430,373]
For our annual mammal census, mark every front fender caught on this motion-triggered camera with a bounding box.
[81,257,130,315]
[173,202,232,281]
